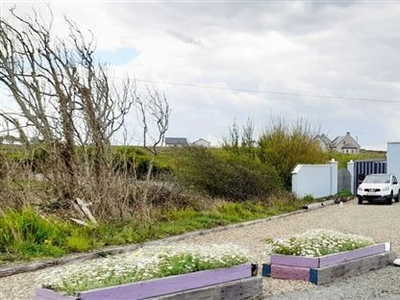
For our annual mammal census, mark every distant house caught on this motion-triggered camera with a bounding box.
[165,137,189,147]
[192,138,211,147]
[315,132,361,154]
[315,133,332,152]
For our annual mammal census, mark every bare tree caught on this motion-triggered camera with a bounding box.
[135,88,170,220]
[0,7,134,201]
[136,87,170,181]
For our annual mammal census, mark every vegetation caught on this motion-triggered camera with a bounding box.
[258,118,326,189]
[175,146,282,201]
[0,197,306,263]
[40,244,249,295]
[265,229,375,257]
[0,7,169,223]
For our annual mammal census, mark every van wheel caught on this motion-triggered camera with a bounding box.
[358,197,363,205]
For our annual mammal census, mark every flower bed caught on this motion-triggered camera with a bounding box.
[36,244,262,300]
[262,229,396,285]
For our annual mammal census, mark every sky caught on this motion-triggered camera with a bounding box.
[1,1,400,150]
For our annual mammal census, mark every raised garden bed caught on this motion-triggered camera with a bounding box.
[262,242,396,285]
[36,263,261,300]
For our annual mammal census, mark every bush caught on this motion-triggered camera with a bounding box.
[175,147,282,201]
[112,146,172,179]
[258,118,326,189]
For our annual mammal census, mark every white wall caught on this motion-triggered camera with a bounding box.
[292,160,338,198]
[387,142,400,180]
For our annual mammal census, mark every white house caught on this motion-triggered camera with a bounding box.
[315,132,361,154]
[192,138,211,147]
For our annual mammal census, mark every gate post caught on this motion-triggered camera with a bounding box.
[347,160,355,195]
[330,159,338,195]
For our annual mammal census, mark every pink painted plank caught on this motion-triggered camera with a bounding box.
[270,254,319,268]
[318,243,387,267]
[270,264,310,281]
[78,263,252,300]
[36,288,77,300]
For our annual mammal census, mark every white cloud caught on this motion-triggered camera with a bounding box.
[2,1,400,150]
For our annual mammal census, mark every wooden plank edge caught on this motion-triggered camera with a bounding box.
[77,264,253,300]
[270,254,318,268]
[35,268,260,300]
[270,264,310,281]
[269,242,390,269]
[146,276,263,300]
[318,242,389,267]
[35,288,78,300]
[309,251,396,285]
[261,264,271,277]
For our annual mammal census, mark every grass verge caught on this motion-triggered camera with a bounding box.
[0,198,313,264]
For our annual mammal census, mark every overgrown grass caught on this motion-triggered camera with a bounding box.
[0,198,310,264]
[0,208,70,261]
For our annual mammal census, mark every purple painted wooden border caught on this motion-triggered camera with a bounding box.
[270,243,388,268]
[36,264,252,300]
[35,288,77,300]
[270,264,310,281]
[270,254,318,268]
[318,243,387,267]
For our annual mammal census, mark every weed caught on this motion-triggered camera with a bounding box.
[65,235,93,252]
[301,195,314,202]
[335,190,353,197]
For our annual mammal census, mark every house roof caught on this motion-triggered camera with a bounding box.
[315,132,361,149]
[193,138,210,144]
[332,132,360,148]
[165,137,189,145]
[316,134,332,146]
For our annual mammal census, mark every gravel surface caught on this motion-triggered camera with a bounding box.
[1,199,400,300]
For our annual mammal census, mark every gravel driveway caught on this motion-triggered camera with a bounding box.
[1,199,400,299]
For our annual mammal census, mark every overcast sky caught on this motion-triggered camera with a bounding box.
[2,1,400,150]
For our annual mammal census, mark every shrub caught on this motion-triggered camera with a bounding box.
[175,147,282,201]
[258,118,326,189]
[112,146,172,179]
